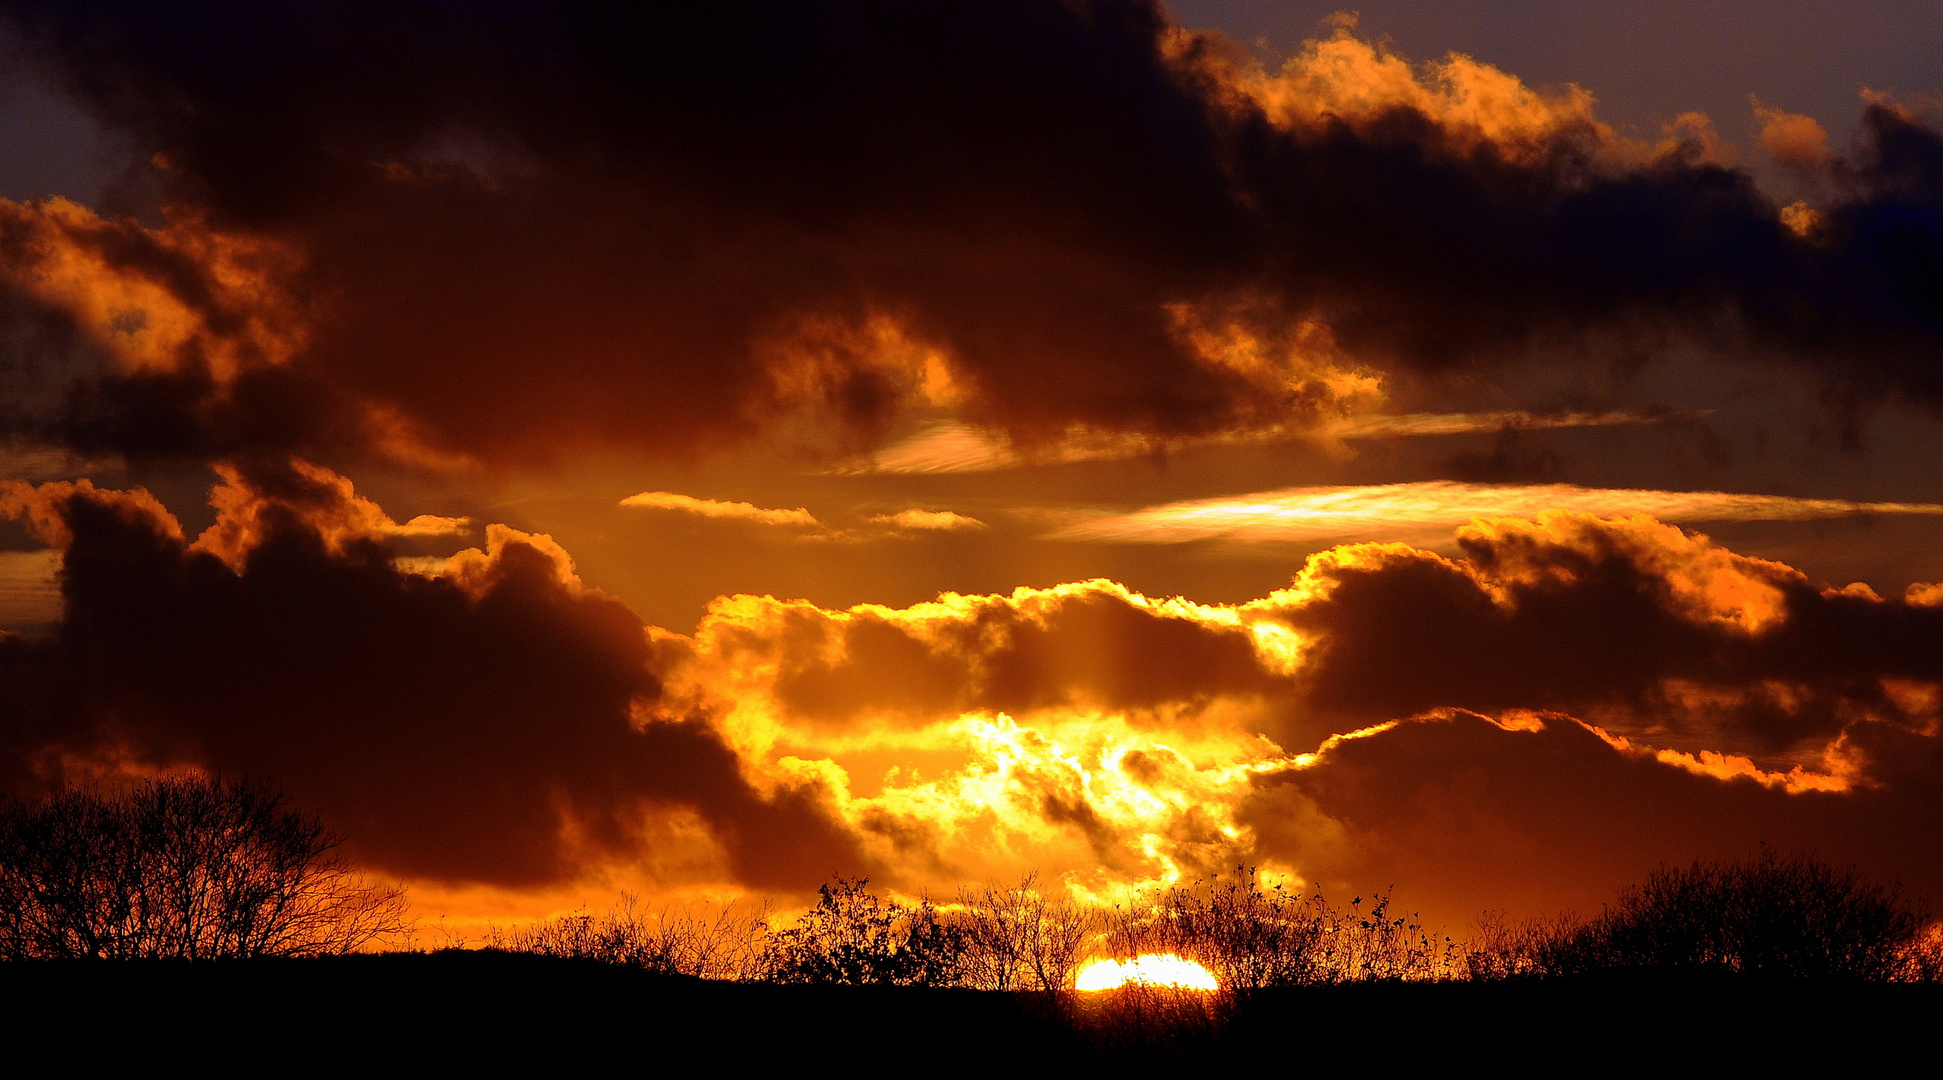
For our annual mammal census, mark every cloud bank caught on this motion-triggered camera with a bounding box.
[4,465,1939,918]
[0,3,1933,471]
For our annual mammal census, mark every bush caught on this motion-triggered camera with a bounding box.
[1107,868,1461,989]
[0,777,409,960]
[1107,867,1325,991]
[955,873,1097,993]
[767,876,968,987]
[484,894,772,979]
[1533,849,1930,980]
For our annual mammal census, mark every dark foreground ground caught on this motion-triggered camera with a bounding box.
[4,951,1935,1071]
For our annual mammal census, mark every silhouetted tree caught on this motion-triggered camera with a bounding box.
[0,777,409,959]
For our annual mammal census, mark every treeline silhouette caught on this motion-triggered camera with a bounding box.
[1467,848,1943,982]
[5,779,1938,986]
[483,871,1468,989]
[0,777,408,960]
[483,857,1942,990]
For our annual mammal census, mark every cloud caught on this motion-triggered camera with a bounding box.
[0,5,1935,469]
[4,468,1943,912]
[1754,98,1833,172]
[621,490,984,538]
[0,463,865,890]
[620,491,820,529]
[1053,481,1943,544]
[847,424,1027,475]
[1243,709,1943,924]
[866,508,986,531]
[1323,408,1709,439]
[0,549,58,633]
[641,510,1943,900]
[845,409,1700,474]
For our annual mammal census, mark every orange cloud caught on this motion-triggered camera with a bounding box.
[193,459,472,570]
[1754,98,1833,171]
[620,491,821,528]
[1205,21,1610,166]
[625,509,1943,903]
[866,509,987,531]
[8,468,1943,923]
[846,409,1696,475]
[0,197,307,382]
[1054,482,1943,544]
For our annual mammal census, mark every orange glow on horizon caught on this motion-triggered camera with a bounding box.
[1075,954,1220,992]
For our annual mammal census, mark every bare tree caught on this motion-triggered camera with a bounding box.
[0,777,409,959]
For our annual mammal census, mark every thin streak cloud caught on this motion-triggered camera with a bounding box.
[1052,482,1943,544]
[1323,409,1710,439]
[620,491,820,528]
[866,509,987,531]
[850,409,1697,475]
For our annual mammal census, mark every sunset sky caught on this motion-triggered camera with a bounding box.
[1,1,1940,930]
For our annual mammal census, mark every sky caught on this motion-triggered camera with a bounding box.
[0,0,1940,930]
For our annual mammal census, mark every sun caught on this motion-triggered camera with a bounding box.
[1074,954,1219,992]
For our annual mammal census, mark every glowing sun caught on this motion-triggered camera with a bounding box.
[1075,954,1219,991]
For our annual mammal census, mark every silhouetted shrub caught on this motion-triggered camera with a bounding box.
[1106,868,1462,989]
[767,876,968,986]
[1107,867,1324,990]
[1521,849,1932,980]
[1463,910,1581,980]
[0,777,408,959]
[955,873,1097,993]
[484,894,772,979]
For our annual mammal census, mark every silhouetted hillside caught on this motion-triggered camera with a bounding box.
[5,951,1935,1069]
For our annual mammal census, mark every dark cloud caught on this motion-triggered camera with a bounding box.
[1275,516,1943,756]
[0,467,865,889]
[1441,424,1564,482]
[1244,710,1943,924]
[0,3,1932,468]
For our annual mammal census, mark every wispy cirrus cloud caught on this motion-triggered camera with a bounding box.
[1052,481,1943,544]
